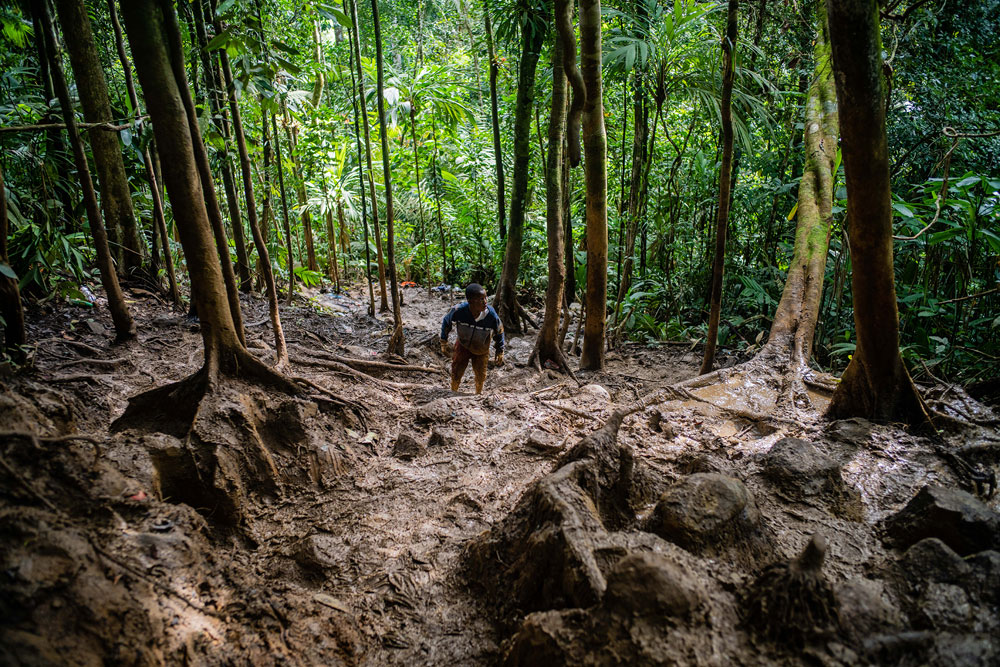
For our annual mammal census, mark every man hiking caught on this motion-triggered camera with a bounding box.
[440,284,505,394]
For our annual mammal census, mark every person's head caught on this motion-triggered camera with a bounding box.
[466,283,487,316]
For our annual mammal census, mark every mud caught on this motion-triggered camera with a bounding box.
[1,285,999,665]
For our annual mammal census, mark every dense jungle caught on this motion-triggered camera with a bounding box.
[1,0,999,664]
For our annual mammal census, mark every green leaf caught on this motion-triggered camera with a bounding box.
[0,263,16,280]
[271,39,300,56]
[955,175,981,189]
[979,228,1000,252]
[206,29,233,52]
[892,202,914,218]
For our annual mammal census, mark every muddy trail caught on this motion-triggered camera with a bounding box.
[2,285,999,665]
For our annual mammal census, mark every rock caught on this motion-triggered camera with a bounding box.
[762,437,842,497]
[836,578,903,641]
[826,418,872,445]
[415,398,453,423]
[579,384,610,402]
[965,550,1000,603]
[898,538,970,585]
[295,534,349,572]
[503,610,586,667]
[603,552,703,621]
[524,430,562,454]
[915,583,972,630]
[646,473,759,550]
[428,427,456,448]
[392,433,425,461]
[880,485,1000,555]
[646,409,675,438]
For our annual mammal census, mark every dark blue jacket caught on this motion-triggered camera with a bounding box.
[441,303,505,355]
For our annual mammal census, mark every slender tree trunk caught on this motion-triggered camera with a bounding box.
[162,1,246,345]
[409,107,431,286]
[107,0,182,307]
[484,11,506,241]
[191,0,252,292]
[0,160,26,355]
[350,0,389,312]
[825,0,926,423]
[371,0,405,355]
[430,116,448,284]
[494,20,545,333]
[529,6,569,371]
[311,21,325,108]
[563,147,575,305]
[699,0,738,375]
[212,2,287,365]
[282,104,319,272]
[579,0,608,370]
[53,0,144,276]
[347,19,376,316]
[38,0,135,342]
[269,111,295,305]
[329,206,341,292]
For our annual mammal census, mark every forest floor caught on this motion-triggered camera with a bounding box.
[1,284,999,665]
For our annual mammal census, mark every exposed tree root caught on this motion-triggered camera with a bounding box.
[289,343,443,375]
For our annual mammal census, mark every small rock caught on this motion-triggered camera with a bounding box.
[416,398,453,423]
[428,427,456,448]
[646,473,759,549]
[603,552,703,620]
[579,384,610,402]
[965,550,1000,603]
[880,485,1000,555]
[826,418,873,444]
[295,534,349,571]
[524,430,562,454]
[392,433,425,461]
[762,437,843,498]
[915,582,972,630]
[898,538,970,585]
[836,578,903,640]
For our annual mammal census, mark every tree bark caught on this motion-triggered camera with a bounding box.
[529,5,569,372]
[346,17,376,316]
[282,104,319,273]
[53,0,144,276]
[211,2,288,366]
[107,0,182,308]
[269,111,295,305]
[409,105,431,286]
[762,3,837,369]
[350,0,389,312]
[699,0,738,375]
[825,0,926,423]
[371,0,405,355]
[484,11,506,241]
[579,0,608,370]
[38,0,135,342]
[494,19,545,333]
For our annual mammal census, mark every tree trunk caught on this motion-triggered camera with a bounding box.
[53,0,144,276]
[346,16,376,316]
[0,160,26,356]
[484,11,506,241]
[282,104,319,273]
[579,0,608,370]
[761,3,837,370]
[824,0,926,423]
[430,116,448,285]
[409,106,431,287]
[269,111,295,305]
[191,0,251,293]
[699,0,738,375]
[494,19,545,333]
[529,4,570,372]
[371,0,405,355]
[212,2,288,366]
[311,21,325,108]
[38,0,135,342]
[350,0,389,312]
[107,0,182,308]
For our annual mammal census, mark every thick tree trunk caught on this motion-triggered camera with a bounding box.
[53,0,144,276]
[0,161,26,355]
[529,7,570,372]
[371,0,405,355]
[762,4,837,369]
[699,0,738,375]
[824,0,926,423]
[346,18,376,316]
[350,0,389,312]
[211,3,288,366]
[107,0,182,308]
[563,138,575,305]
[494,20,545,333]
[39,0,135,342]
[484,12,506,241]
[579,0,608,370]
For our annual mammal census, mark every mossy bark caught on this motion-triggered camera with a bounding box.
[762,0,837,369]
[824,0,926,424]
